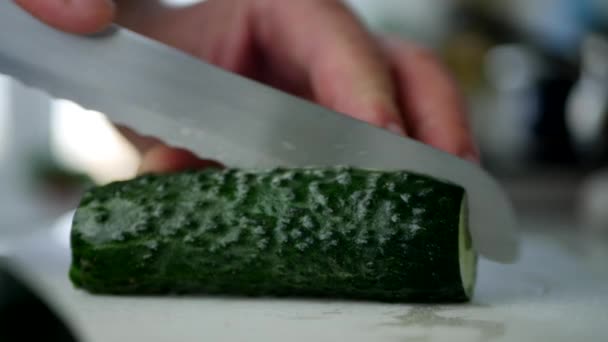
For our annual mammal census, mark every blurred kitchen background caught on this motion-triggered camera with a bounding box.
[1,0,608,241]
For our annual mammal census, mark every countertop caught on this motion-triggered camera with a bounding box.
[4,214,608,342]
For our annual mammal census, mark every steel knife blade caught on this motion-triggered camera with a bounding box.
[0,2,518,262]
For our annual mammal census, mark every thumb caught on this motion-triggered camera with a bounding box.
[15,0,115,34]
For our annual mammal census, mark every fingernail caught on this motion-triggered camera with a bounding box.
[387,122,406,136]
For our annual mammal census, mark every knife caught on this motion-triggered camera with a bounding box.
[0,1,518,262]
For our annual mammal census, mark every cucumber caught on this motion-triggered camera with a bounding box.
[70,167,477,302]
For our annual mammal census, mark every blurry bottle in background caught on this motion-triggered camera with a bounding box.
[570,35,608,235]
[480,45,541,171]
[567,34,608,168]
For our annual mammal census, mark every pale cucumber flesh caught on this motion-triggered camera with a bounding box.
[459,195,477,299]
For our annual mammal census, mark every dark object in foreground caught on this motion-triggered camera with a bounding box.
[70,167,477,302]
[0,260,78,342]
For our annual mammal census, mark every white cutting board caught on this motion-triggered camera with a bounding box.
[7,216,608,342]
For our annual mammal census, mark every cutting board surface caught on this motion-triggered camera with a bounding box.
[7,216,608,342]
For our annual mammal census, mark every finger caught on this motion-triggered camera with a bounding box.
[115,125,164,154]
[116,126,223,174]
[138,144,223,175]
[253,0,406,134]
[382,38,480,162]
[15,0,115,34]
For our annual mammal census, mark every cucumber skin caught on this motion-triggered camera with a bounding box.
[70,168,471,302]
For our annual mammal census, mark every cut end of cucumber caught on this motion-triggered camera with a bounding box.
[459,195,477,300]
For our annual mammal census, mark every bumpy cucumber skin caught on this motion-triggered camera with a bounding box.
[70,168,472,302]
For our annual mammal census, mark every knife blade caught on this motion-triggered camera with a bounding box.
[0,2,517,262]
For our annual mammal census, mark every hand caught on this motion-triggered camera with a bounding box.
[16,0,479,174]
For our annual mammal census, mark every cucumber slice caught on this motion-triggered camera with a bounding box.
[459,196,477,299]
[70,167,477,302]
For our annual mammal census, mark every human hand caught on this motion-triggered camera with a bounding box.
[16,0,479,173]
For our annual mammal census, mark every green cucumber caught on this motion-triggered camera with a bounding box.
[70,167,477,302]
